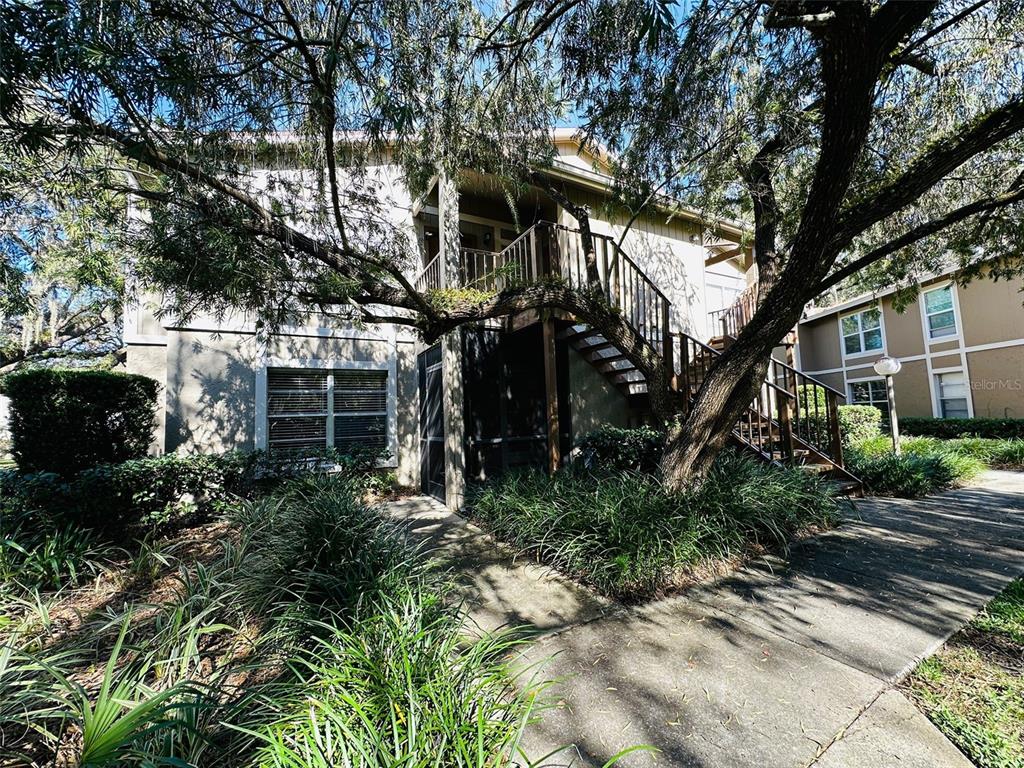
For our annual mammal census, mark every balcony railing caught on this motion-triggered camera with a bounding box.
[413,221,673,362]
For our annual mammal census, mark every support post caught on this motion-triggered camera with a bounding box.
[886,374,901,456]
[438,171,466,509]
[542,315,561,474]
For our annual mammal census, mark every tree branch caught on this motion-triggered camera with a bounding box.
[816,185,1024,294]
[835,96,1024,245]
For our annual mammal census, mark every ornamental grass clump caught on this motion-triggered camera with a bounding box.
[467,451,842,601]
[847,435,987,497]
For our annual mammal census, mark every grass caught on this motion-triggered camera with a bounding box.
[467,450,843,600]
[846,435,989,498]
[0,473,564,767]
[904,578,1024,768]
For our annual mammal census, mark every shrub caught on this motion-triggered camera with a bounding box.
[838,405,882,447]
[0,452,259,533]
[1,369,158,476]
[255,595,541,768]
[229,473,429,618]
[575,425,664,472]
[467,451,841,600]
[900,417,1024,440]
[845,443,985,498]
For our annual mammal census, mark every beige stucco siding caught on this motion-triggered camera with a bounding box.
[125,344,169,455]
[892,360,933,418]
[798,318,842,372]
[959,275,1024,347]
[814,371,845,394]
[165,330,260,455]
[881,301,923,359]
[967,348,1024,419]
[568,347,629,442]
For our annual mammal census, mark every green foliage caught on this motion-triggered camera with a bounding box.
[0,452,256,533]
[0,511,109,592]
[837,405,882,447]
[906,579,1024,768]
[229,474,429,619]
[467,451,842,600]
[255,596,541,768]
[576,425,665,472]
[0,473,561,767]
[900,418,1024,440]
[1,368,157,476]
[845,438,985,498]
[973,579,1024,646]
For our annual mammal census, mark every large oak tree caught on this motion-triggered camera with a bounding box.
[1,0,1022,489]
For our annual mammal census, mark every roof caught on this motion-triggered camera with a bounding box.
[800,264,961,322]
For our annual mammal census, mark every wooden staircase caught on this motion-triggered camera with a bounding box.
[415,220,861,494]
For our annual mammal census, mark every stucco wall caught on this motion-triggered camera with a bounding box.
[881,301,924,359]
[567,346,629,443]
[891,359,932,418]
[967,347,1024,419]
[125,344,169,455]
[798,318,842,372]
[165,330,260,455]
[162,328,419,486]
[960,274,1024,347]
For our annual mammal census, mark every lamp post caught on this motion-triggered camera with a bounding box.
[873,355,903,455]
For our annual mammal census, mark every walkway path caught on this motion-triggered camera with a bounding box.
[384,470,1024,767]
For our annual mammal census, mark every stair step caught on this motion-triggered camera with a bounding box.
[558,324,592,341]
[830,479,863,497]
[574,334,610,351]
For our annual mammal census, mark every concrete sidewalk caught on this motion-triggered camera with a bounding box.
[385,471,1024,767]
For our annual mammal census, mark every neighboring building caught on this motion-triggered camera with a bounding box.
[124,131,771,508]
[796,269,1024,421]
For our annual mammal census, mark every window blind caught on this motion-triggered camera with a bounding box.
[267,367,387,455]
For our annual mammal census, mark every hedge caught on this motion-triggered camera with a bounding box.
[838,405,882,447]
[0,445,394,531]
[0,369,158,476]
[899,417,1024,440]
[576,425,664,472]
[0,452,258,531]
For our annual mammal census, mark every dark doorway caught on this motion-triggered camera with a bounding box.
[417,344,445,503]
[462,325,567,480]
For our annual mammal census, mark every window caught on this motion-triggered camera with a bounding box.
[936,371,970,418]
[267,367,388,455]
[848,379,889,418]
[923,285,958,340]
[841,307,883,356]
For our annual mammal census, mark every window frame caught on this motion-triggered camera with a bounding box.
[838,305,885,359]
[933,368,972,419]
[846,377,890,417]
[920,283,961,343]
[255,357,398,466]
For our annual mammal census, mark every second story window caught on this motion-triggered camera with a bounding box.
[841,307,883,356]
[923,285,958,340]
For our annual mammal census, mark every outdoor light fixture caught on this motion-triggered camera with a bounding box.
[873,355,903,455]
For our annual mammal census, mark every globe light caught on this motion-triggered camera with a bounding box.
[873,355,902,377]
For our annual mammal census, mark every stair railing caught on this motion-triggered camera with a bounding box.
[708,283,758,338]
[673,330,851,474]
[766,356,846,469]
[674,332,799,464]
[543,222,674,365]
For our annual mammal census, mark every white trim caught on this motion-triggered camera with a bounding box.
[919,282,962,346]
[254,357,399,467]
[838,304,885,361]
[800,336,1024,378]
